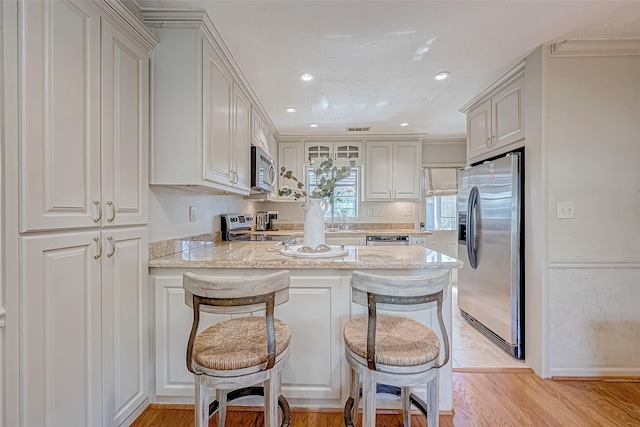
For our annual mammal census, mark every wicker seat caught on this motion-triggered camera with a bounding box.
[183,271,291,427]
[343,270,451,427]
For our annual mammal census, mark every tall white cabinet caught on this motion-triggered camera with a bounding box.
[13,1,157,426]
[364,140,421,200]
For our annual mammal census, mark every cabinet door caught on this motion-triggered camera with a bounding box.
[101,19,150,227]
[19,0,101,232]
[467,99,492,161]
[276,276,343,400]
[154,276,230,397]
[202,40,234,187]
[233,83,252,192]
[304,142,332,164]
[334,142,362,165]
[364,142,392,200]
[492,75,524,149]
[392,141,421,199]
[20,230,102,427]
[278,142,305,199]
[102,227,148,426]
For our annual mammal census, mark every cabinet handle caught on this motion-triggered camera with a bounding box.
[485,137,491,149]
[394,190,397,198]
[107,237,115,257]
[107,201,116,222]
[93,237,102,260]
[389,190,392,197]
[491,135,496,148]
[93,201,102,223]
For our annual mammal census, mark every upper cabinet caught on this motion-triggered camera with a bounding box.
[252,107,271,154]
[463,66,525,163]
[277,142,305,200]
[144,10,271,196]
[304,141,362,165]
[19,0,153,232]
[363,141,421,200]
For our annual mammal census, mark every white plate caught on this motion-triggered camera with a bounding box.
[279,244,349,258]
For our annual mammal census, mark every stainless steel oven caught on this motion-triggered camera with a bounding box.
[251,146,276,193]
[365,235,410,246]
[221,213,254,241]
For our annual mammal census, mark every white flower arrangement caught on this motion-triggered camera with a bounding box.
[279,157,353,207]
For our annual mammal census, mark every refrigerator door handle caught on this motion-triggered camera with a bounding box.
[468,186,479,269]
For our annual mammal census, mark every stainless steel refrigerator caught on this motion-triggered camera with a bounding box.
[457,151,524,359]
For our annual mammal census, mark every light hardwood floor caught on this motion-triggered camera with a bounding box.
[131,371,640,426]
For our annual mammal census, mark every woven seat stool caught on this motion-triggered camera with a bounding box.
[183,270,292,427]
[343,270,451,427]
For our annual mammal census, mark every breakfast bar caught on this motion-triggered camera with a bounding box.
[149,241,462,412]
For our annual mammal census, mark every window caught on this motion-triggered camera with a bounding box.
[307,167,358,218]
[426,195,457,230]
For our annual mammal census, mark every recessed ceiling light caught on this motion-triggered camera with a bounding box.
[299,73,315,82]
[285,107,296,113]
[433,71,450,81]
[400,122,409,127]
[309,123,318,128]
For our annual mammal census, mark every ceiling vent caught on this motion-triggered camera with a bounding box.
[346,127,371,132]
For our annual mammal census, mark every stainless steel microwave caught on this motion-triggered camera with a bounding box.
[250,145,276,193]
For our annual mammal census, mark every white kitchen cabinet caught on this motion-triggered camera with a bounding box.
[20,230,103,427]
[19,0,102,231]
[277,142,305,200]
[325,235,366,246]
[19,2,150,232]
[466,72,524,162]
[101,18,150,227]
[152,272,345,402]
[101,227,149,426]
[145,10,250,195]
[304,141,362,165]
[252,107,270,152]
[233,82,252,192]
[364,141,421,200]
[21,227,149,427]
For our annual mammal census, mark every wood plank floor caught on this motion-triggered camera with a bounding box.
[131,371,640,426]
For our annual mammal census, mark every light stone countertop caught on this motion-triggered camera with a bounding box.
[148,240,462,270]
[251,228,432,237]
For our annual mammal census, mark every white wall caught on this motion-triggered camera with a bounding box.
[148,187,258,241]
[533,46,640,377]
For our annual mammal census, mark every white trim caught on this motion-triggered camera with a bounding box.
[548,262,640,269]
[278,134,427,143]
[422,137,466,145]
[93,0,158,51]
[550,367,640,378]
[550,39,640,57]
[459,62,525,113]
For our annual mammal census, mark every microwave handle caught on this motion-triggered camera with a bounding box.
[266,164,276,186]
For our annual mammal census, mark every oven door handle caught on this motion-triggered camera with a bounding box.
[266,163,276,186]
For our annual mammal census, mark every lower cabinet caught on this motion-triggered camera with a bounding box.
[325,235,366,246]
[20,227,149,427]
[152,270,348,404]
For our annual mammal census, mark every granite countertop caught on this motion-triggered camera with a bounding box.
[251,229,432,237]
[148,240,462,270]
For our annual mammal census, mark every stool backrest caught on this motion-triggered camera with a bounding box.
[183,270,290,315]
[350,270,450,370]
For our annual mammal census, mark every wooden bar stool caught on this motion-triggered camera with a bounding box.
[183,270,292,427]
[343,270,451,427]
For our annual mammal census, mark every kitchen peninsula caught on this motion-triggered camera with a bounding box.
[149,239,462,412]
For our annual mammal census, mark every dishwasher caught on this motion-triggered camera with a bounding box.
[365,235,410,246]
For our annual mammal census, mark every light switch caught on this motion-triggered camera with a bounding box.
[189,206,197,222]
[556,201,575,219]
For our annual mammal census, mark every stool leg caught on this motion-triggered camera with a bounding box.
[426,374,439,427]
[217,389,228,426]
[194,376,209,427]
[350,368,360,424]
[264,372,280,427]
[401,387,411,427]
[361,370,377,427]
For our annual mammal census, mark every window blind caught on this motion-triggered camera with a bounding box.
[424,168,459,197]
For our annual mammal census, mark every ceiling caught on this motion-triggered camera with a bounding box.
[137,1,640,138]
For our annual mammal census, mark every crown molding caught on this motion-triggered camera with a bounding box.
[550,39,640,57]
[459,61,525,113]
[93,0,158,50]
[277,133,429,143]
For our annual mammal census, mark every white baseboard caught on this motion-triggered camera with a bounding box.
[549,367,640,378]
[120,397,151,427]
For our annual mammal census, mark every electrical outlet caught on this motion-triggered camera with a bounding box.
[367,209,373,217]
[403,206,412,216]
[378,209,383,217]
[372,208,378,217]
[189,206,197,222]
[556,201,575,219]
